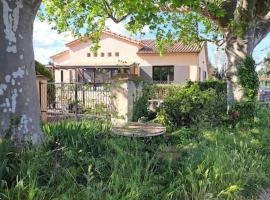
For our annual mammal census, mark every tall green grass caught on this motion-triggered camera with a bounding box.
[1,108,270,199]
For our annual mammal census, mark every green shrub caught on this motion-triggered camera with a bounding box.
[156,82,227,129]
[133,83,182,122]
[35,61,53,81]
[149,84,182,99]
[186,79,226,94]
[133,84,151,122]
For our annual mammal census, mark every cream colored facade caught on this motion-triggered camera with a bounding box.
[51,31,209,84]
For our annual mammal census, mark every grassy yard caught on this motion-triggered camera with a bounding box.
[1,107,270,199]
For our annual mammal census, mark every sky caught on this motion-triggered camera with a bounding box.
[33,19,270,69]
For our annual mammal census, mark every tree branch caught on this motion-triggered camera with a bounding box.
[102,0,130,23]
[107,13,129,23]
[254,19,270,46]
[196,36,225,46]
[161,1,237,30]
[254,0,270,19]
[24,0,42,13]
[254,3,270,46]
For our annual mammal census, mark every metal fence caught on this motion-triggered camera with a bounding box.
[259,88,270,102]
[41,82,112,122]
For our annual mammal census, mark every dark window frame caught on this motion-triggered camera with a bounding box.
[152,65,174,82]
[60,70,64,82]
[198,67,201,81]
[203,71,207,81]
[115,52,119,57]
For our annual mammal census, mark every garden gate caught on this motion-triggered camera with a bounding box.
[39,82,112,122]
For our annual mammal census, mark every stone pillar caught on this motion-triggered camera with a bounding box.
[36,75,48,123]
[111,75,143,127]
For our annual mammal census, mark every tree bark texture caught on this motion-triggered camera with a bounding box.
[0,0,42,146]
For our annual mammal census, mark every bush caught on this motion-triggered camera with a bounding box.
[133,84,151,122]
[35,61,53,81]
[186,79,227,94]
[156,81,227,129]
[133,83,182,122]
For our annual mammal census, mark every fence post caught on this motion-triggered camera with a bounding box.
[75,83,78,121]
[36,75,48,123]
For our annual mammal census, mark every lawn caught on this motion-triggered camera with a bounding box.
[1,106,270,200]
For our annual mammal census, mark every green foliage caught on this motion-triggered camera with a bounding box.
[150,84,182,99]
[258,53,270,78]
[156,82,227,129]
[186,80,226,94]
[0,139,18,189]
[238,57,259,101]
[133,84,182,122]
[229,57,259,123]
[35,61,53,81]
[40,0,224,51]
[133,84,151,122]
[1,107,270,199]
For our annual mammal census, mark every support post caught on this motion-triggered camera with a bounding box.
[111,75,143,127]
[36,75,48,123]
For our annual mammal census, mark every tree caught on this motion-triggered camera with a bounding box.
[0,0,269,145]
[0,0,43,146]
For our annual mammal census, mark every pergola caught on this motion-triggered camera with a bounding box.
[53,60,139,83]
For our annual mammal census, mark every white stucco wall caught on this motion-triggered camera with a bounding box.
[55,69,71,83]
[54,33,141,66]
[138,53,197,84]
[174,66,190,84]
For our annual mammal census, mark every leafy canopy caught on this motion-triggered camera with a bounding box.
[41,0,270,53]
[40,0,226,49]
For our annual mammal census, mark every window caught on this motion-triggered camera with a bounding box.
[203,71,207,81]
[198,67,201,81]
[101,52,105,57]
[153,66,174,83]
[87,53,91,57]
[61,70,64,82]
[115,52,119,57]
[94,52,98,57]
[117,68,130,74]
[108,52,112,57]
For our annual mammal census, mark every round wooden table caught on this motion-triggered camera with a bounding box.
[112,122,166,138]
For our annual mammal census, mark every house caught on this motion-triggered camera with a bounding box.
[50,31,209,84]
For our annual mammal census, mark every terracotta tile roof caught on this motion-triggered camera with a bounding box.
[103,30,144,46]
[138,40,203,54]
[65,30,144,47]
[51,31,204,59]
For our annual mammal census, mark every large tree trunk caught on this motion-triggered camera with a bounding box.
[0,0,42,146]
[225,29,255,109]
